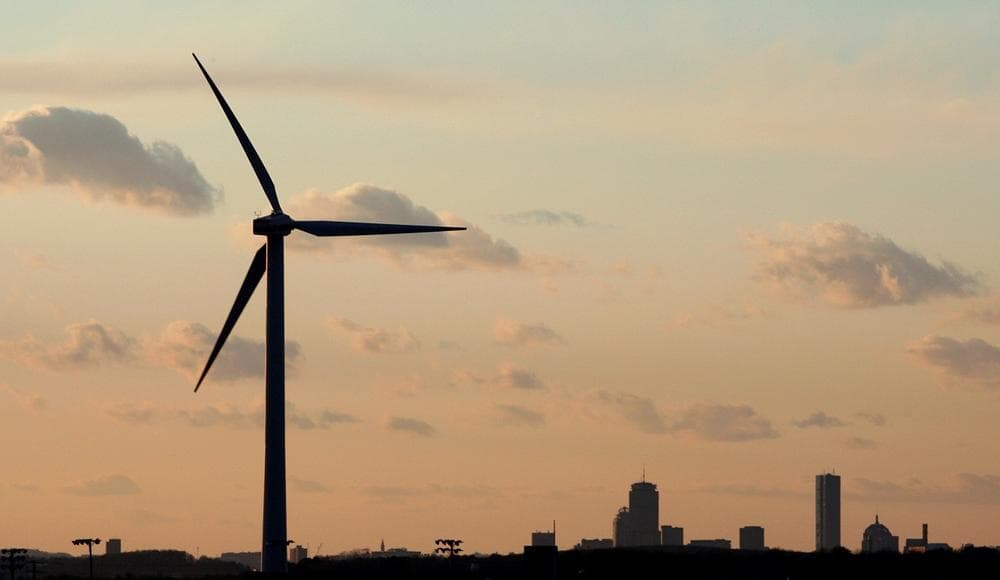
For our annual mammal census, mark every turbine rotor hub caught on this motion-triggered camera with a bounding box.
[253,212,294,236]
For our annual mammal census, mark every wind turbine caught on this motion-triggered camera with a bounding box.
[190,54,465,574]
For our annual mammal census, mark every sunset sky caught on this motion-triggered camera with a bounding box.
[4,1,1000,557]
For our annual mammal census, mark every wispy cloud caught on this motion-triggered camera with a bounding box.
[793,411,846,429]
[908,335,1000,390]
[284,184,521,271]
[64,474,141,496]
[104,400,357,430]
[845,437,878,450]
[856,412,887,427]
[597,391,668,434]
[745,222,977,308]
[596,393,778,442]
[0,320,137,370]
[495,363,546,390]
[497,209,591,227]
[850,474,1000,505]
[387,416,436,437]
[495,404,545,428]
[290,477,333,494]
[2,385,47,412]
[493,318,564,347]
[1,106,218,215]
[327,316,420,354]
[145,320,300,383]
[672,403,779,442]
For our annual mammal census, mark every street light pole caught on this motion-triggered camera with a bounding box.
[71,539,101,580]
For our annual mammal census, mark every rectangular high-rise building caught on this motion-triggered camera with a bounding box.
[815,473,841,551]
[739,526,765,551]
[105,539,122,555]
[661,525,683,547]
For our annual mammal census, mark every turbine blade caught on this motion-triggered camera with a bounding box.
[294,220,466,237]
[192,53,283,214]
[194,244,267,392]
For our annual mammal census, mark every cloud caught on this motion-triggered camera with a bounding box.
[495,404,545,428]
[290,477,332,494]
[497,209,591,227]
[284,184,521,270]
[362,483,499,503]
[104,400,356,430]
[1,106,218,215]
[0,61,476,104]
[0,320,137,370]
[851,474,1000,505]
[146,320,301,382]
[387,416,436,437]
[495,363,545,390]
[13,248,51,270]
[690,483,808,499]
[908,335,1000,389]
[671,404,779,442]
[64,474,141,496]
[793,411,846,429]
[845,437,878,450]
[493,318,564,347]
[9,481,39,493]
[856,412,887,427]
[597,391,668,434]
[327,316,420,354]
[745,222,977,308]
[2,385,47,412]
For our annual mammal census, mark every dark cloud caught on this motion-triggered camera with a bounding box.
[493,318,564,347]
[498,209,591,227]
[362,483,499,503]
[596,391,668,434]
[0,320,137,370]
[793,411,846,429]
[495,364,546,390]
[146,320,300,383]
[64,474,141,496]
[851,474,1000,505]
[1,106,218,215]
[496,404,545,428]
[284,184,521,270]
[671,404,779,442]
[908,335,1000,389]
[745,222,977,308]
[327,316,420,354]
[387,416,436,437]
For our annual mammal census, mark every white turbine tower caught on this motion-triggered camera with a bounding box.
[191,54,464,573]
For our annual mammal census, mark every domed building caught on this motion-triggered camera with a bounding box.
[861,515,899,553]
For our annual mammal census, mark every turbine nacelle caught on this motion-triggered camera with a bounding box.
[253,213,295,236]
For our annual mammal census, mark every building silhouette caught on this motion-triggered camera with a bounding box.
[574,538,613,550]
[739,526,765,551]
[105,539,122,556]
[861,515,899,553]
[612,476,660,547]
[815,473,841,551]
[289,545,308,564]
[661,525,684,547]
[531,532,556,547]
[903,523,952,553]
[689,539,731,550]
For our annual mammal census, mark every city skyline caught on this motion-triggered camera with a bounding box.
[4,1,1000,557]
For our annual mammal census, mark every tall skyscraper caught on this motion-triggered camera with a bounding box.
[815,473,841,551]
[611,475,661,547]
